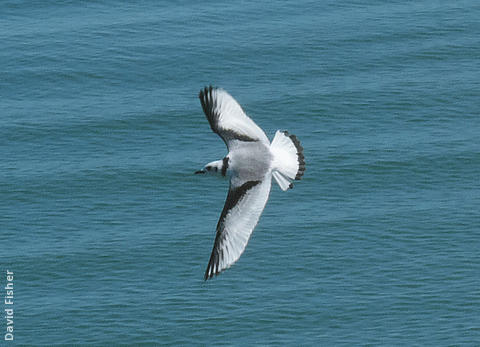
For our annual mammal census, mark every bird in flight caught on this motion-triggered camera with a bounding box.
[196,86,305,280]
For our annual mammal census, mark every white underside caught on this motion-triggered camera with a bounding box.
[270,130,300,191]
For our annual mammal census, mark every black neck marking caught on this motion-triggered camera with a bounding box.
[221,157,229,177]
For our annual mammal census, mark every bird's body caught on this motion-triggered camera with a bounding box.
[196,86,305,280]
[229,142,272,181]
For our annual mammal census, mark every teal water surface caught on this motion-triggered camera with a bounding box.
[1,1,479,345]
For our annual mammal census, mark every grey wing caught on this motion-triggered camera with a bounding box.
[199,86,270,150]
[204,175,272,280]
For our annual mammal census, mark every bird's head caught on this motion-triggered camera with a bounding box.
[195,159,224,176]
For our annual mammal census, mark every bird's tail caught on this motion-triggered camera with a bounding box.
[270,130,305,191]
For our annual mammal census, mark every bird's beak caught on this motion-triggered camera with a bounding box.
[194,170,205,174]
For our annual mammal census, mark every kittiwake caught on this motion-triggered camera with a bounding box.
[195,86,306,280]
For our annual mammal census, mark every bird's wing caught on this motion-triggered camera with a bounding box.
[204,175,272,280]
[199,86,270,149]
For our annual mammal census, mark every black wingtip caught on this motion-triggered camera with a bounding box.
[204,270,218,281]
[199,85,215,98]
[204,237,220,281]
[199,86,220,135]
[204,256,221,281]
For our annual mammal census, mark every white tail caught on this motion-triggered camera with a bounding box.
[270,130,305,191]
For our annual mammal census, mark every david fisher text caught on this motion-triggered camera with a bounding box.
[5,270,13,341]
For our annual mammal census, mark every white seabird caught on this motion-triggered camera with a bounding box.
[196,86,305,280]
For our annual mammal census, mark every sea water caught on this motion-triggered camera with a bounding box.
[1,1,479,345]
